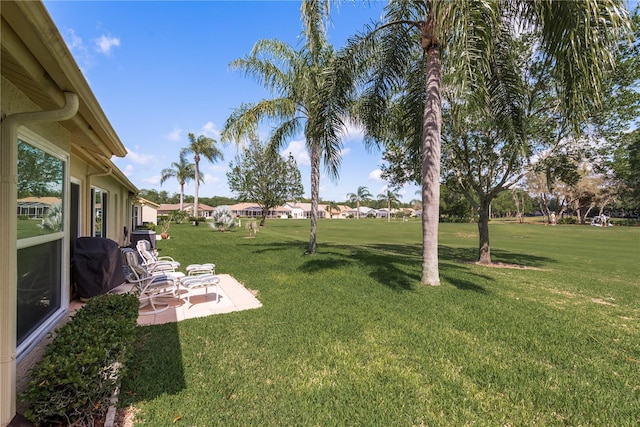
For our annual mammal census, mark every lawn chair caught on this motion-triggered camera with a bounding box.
[179,263,220,306]
[122,248,183,314]
[136,239,181,274]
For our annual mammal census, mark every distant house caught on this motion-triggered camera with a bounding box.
[323,204,351,219]
[229,202,292,219]
[283,202,326,219]
[348,206,376,218]
[157,202,216,218]
[133,197,159,226]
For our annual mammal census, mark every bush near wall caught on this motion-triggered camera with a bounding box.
[21,293,139,426]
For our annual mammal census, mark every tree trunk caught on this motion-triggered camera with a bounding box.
[308,143,320,254]
[260,207,267,227]
[477,199,492,265]
[193,159,200,218]
[387,200,391,223]
[180,184,185,212]
[420,41,442,286]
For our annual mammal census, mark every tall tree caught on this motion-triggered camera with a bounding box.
[377,188,400,222]
[339,0,629,284]
[181,133,223,218]
[222,0,353,254]
[347,186,372,219]
[227,136,304,226]
[159,153,199,212]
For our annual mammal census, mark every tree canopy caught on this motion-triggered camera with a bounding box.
[227,136,304,225]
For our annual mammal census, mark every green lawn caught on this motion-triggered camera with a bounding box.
[121,219,640,426]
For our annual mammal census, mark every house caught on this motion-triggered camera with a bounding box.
[1,1,140,423]
[157,202,216,218]
[133,197,159,226]
[229,202,292,219]
[283,202,327,219]
[348,206,376,219]
[323,204,351,219]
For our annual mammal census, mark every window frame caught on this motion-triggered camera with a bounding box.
[16,128,69,359]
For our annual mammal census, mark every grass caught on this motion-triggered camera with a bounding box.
[121,219,640,426]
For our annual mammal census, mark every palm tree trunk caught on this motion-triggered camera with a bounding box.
[308,143,320,254]
[477,198,492,265]
[421,42,442,286]
[387,199,391,223]
[193,160,200,218]
[179,183,185,212]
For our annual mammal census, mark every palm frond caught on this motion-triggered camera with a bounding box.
[515,0,631,125]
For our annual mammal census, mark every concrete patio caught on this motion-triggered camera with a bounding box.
[74,273,263,326]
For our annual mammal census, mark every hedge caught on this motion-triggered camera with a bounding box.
[21,293,139,426]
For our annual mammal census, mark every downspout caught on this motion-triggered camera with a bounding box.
[0,92,79,425]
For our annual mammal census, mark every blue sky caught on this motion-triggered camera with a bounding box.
[43,0,421,203]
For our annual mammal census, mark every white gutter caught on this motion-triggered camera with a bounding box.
[87,166,113,178]
[0,91,79,425]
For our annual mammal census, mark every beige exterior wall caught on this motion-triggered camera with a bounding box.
[1,3,138,421]
[141,205,158,225]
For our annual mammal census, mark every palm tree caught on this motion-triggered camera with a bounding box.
[341,0,629,285]
[159,154,199,212]
[378,188,401,223]
[347,186,372,220]
[181,133,223,218]
[221,0,353,254]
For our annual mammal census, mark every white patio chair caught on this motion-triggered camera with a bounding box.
[135,239,180,274]
[186,263,216,275]
[180,272,220,306]
[122,248,183,314]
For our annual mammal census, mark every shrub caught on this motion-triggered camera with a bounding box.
[558,216,578,225]
[210,206,236,231]
[21,293,139,426]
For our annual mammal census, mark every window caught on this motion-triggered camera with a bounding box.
[91,187,107,237]
[16,133,67,349]
[132,205,139,229]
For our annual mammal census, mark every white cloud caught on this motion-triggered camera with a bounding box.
[281,140,310,166]
[122,164,135,177]
[95,35,120,55]
[343,121,365,142]
[368,169,383,181]
[166,127,182,142]
[143,175,162,185]
[201,121,221,139]
[339,147,351,157]
[124,146,154,165]
[202,173,222,186]
[61,28,93,72]
[64,28,84,50]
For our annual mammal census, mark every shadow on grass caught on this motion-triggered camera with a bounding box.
[119,322,185,406]
[244,240,554,294]
[438,245,555,268]
[298,254,353,272]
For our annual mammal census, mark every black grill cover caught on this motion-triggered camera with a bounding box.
[73,237,125,299]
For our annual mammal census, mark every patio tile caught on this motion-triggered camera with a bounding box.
[135,274,261,326]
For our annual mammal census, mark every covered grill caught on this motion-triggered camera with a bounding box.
[73,237,125,299]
